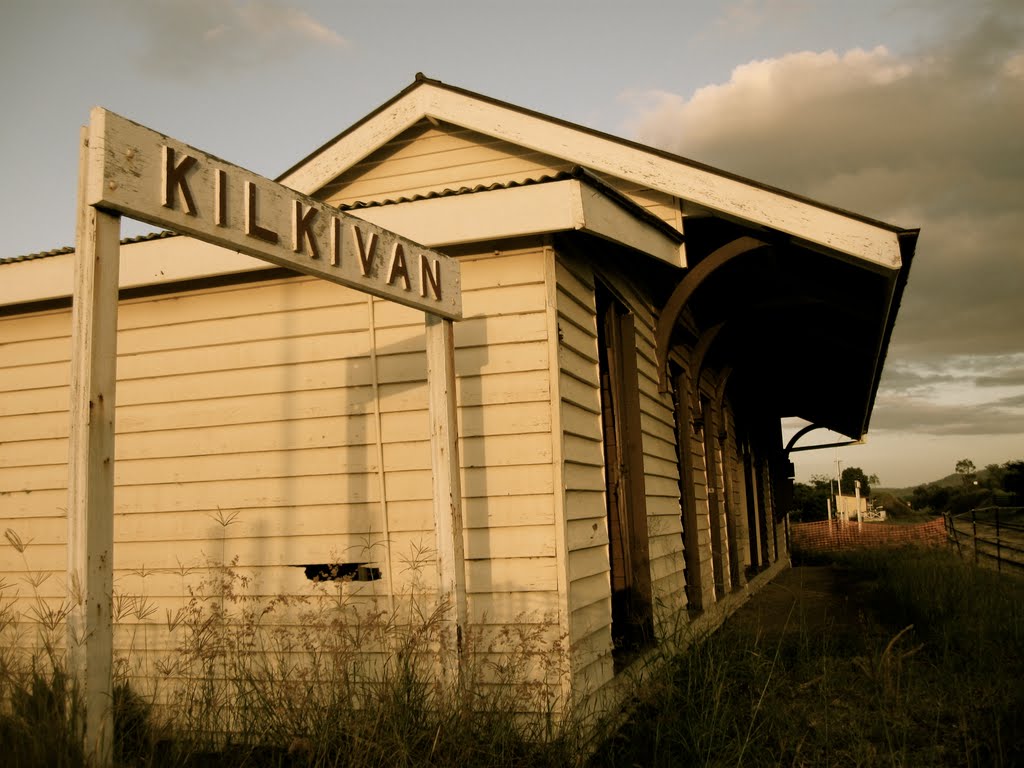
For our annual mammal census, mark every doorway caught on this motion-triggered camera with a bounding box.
[595,282,653,666]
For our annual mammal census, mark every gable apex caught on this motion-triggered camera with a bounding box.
[280,76,909,271]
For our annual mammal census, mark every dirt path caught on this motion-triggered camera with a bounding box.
[725,565,867,640]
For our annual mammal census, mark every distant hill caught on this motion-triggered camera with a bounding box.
[876,468,995,500]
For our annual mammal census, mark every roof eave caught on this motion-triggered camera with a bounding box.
[280,76,905,272]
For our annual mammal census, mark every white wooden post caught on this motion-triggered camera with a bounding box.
[425,313,467,667]
[855,480,863,524]
[68,126,120,766]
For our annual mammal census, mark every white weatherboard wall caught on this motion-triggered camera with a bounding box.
[321,121,572,208]
[0,243,565,694]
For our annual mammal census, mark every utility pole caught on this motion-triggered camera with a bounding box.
[835,455,844,522]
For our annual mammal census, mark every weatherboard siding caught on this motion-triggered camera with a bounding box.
[597,174,683,231]
[321,121,573,209]
[722,403,751,583]
[553,254,612,692]
[0,248,562,662]
[599,265,687,624]
[554,247,690,695]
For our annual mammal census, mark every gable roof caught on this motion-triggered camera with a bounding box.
[3,76,914,441]
[278,76,916,440]
[280,74,909,272]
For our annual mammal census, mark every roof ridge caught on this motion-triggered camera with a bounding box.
[282,75,910,235]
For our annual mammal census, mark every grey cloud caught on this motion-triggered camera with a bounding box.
[114,0,346,82]
[623,0,1024,444]
[976,369,1024,388]
[626,0,1024,365]
[880,360,962,387]
[871,396,1024,435]
[995,392,1024,408]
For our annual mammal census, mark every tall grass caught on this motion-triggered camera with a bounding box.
[9,530,1020,767]
[0,528,583,767]
[592,547,1024,767]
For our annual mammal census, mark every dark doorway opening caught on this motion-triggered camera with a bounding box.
[596,282,653,668]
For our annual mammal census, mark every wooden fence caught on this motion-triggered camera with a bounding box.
[945,506,1024,574]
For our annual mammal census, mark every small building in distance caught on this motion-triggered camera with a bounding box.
[834,493,874,522]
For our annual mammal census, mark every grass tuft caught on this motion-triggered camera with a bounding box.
[1,530,583,767]
[591,547,1024,767]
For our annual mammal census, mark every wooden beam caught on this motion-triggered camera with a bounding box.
[352,178,685,267]
[656,237,767,392]
[425,313,467,670]
[784,423,825,455]
[67,125,120,767]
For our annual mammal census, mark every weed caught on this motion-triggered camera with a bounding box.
[1,527,583,767]
[591,548,1024,767]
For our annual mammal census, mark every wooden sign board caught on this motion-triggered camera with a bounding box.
[69,109,466,765]
[85,108,461,319]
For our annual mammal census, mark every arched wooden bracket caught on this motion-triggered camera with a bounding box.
[657,236,768,393]
[784,423,824,456]
[689,323,723,430]
[784,424,865,457]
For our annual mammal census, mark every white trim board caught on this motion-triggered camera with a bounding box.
[281,80,902,270]
[351,179,685,268]
[0,237,273,307]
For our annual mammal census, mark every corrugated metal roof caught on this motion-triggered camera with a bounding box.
[338,172,573,209]
[0,230,178,265]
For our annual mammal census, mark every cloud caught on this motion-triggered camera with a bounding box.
[869,354,1024,434]
[118,0,346,81]
[707,0,811,38]
[976,369,1024,388]
[871,393,1024,435]
[622,0,1024,439]
[624,0,1024,362]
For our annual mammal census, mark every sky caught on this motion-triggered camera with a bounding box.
[1,0,1021,488]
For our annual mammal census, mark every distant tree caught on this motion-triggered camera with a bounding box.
[1003,460,1024,504]
[790,475,832,522]
[983,463,1006,490]
[956,458,977,487]
[840,466,873,497]
[911,484,952,515]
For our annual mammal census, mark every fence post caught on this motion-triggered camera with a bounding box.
[971,509,978,565]
[995,508,1002,573]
